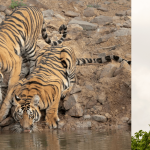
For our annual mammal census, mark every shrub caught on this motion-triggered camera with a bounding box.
[10,0,26,9]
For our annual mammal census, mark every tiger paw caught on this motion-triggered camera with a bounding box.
[45,114,60,129]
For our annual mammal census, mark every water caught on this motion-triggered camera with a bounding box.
[0,129,131,150]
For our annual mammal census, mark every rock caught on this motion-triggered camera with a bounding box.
[121,117,129,123]
[114,61,131,76]
[70,84,82,94]
[123,20,131,28]
[67,24,83,32]
[64,94,77,110]
[125,54,131,60]
[83,115,91,119]
[42,9,54,18]
[0,117,14,127]
[54,14,65,21]
[114,28,131,37]
[93,106,102,111]
[126,10,131,16]
[76,1,84,7]
[65,11,79,17]
[4,9,12,15]
[96,37,108,44]
[104,1,111,5]
[85,83,94,91]
[118,0,127,5]
[58,121,65,129]
[100,64,117,78]
[73,17,83,21]
[68,19,97,30]
[0,18,2,24]
[76,121,91,128]
[105,113,111,119]
[116,11,127,16]
[37,40,47,49]
[68,103,83,117]
[83,7,96,17]
[0,5,6,12]
[0,12,5,20]
[128,119,131,125]
[90,15,113,25]
[92,115,107,122]
[97,6,108,12]
[86,99,97,109]
[97,92,107,104]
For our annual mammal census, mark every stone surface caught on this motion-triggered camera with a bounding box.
[116,11,127,16]
[68,103,83,117]
[97,92,107,104]
[96,37,108,44]
[126,10,131,16]
[97,6,108,12]
[65,11,79,17]
[83,7,96,17]
[0,5,6,12]
[114,61,131,76]
[92,115,107,122]
[76,121,91,128]
[123,20,131,28]
[58,121,65,129]
[86,99,97,109]
[121,117,129,123]
[54,14,65,20]
[114,28,131,37]
[69,19,97,30]
[0,117,14,127]
[105,113,111,119]
[42,9,54,18]
[104,1,111,5]
[70,84,82,94]
[93,106,102,112]
[83,115,91,119]
[67,24,83,32]
[4,9,12,15]
[0,12,5,20]
[0,18,2,24]
[100,64,117,78]
[37,40,48,49]
[64,94,77,110]
[90,15,113,25]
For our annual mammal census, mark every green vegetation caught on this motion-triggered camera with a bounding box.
[131,127,150,150]
[10,0,26,9]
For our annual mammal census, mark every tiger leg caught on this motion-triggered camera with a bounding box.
[0,70,3,105]
[7,57,22,92]
[45,86,61,128]
[61,82,75,98]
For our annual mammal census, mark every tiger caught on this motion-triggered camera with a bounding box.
[0,6,67,105]
[0,45,131,132]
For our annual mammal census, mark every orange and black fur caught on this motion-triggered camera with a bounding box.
[0,6,67,105]
[0,45,131,132]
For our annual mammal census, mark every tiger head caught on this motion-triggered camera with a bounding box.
[11,94,41,133]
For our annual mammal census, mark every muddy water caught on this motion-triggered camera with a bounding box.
[0,129,131,150]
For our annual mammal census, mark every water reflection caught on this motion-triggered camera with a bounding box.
[0,129,131,150]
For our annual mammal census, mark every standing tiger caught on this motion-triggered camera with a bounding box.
[0,45,131,132]
[0,6,67,104]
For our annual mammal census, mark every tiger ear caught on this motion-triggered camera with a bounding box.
[31,95,40,106]
[12,95,20,106]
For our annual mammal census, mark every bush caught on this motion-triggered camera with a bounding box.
[10,0,26,9]
[131,127,150,150]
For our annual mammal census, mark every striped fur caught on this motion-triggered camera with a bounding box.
[0,6,67,105]
[0,45,131,131]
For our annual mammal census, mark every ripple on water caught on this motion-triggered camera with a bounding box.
[0,129,131,150]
